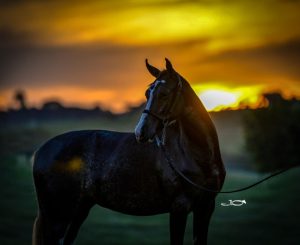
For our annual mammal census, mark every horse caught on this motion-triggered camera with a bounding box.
[32,58,226,245]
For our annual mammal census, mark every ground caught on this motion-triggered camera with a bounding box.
[0,113,299,244]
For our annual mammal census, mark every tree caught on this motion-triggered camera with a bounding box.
[243,93,300,172]
[14,89,27,110]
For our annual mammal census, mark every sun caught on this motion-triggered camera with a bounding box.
[191,83,264,111]
[199,90,239,111]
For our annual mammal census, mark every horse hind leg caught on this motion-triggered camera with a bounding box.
[32,211,43,245]
[193,199,215,245]
[169,211,188,245]
[63,200,94,245]
[32,209,69,245]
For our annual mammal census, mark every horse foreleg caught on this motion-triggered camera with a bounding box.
[193,199,215,245]
[169,211,188,245]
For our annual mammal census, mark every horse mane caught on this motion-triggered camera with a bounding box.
[184,78,218,129]
[179,76,223,165]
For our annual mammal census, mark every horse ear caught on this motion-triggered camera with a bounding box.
[145,59,160,78]
[165,58,174,73]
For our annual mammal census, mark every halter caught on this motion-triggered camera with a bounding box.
[142,74,183,146]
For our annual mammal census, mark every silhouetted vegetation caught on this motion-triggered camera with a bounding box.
[0,97,146,124]
[0,100,145,158]
[14,89,27,110]
[244,93,300,172]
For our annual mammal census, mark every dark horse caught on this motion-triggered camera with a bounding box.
[32,59,226,245]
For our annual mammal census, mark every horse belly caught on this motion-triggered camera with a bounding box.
[91,170,173,216]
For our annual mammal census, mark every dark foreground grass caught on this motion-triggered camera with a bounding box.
[0,156,299,245]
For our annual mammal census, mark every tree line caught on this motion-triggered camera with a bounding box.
[243,93,300,172]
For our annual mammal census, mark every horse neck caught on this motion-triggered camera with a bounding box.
[177,83,222,165]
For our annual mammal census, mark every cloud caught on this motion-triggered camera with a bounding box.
[0,28,35,47]
[1,38,300,110]
[1,0,300,48]
[0,28,38,83]
[189,38,300,88]
[0,36,211,90]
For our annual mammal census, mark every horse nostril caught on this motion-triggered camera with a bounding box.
[136,134,141,143]
[135,130,143,143]
[135,131,148,143]
[136,135,145,143]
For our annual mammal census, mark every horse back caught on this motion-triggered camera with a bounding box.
[32,130,178,215]
[33,130,127,172]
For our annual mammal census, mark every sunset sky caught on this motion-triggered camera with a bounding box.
[1,0,300,112]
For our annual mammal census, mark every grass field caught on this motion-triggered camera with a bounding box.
[0,114,299,244]
[0,155,299,245]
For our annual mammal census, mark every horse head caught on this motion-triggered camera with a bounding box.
[135,58,185,143]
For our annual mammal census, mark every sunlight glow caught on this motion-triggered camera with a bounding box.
[199,90,239,111]
[192,83,265,111]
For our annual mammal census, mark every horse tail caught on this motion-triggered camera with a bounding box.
[32,211,43,245]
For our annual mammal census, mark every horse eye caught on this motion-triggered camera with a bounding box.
[159,92,169,98]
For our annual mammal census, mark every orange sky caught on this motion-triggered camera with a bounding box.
[1,0,300,112]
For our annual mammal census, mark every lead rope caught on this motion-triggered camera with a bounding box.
[153,74,297,193]
[156,129,297,194]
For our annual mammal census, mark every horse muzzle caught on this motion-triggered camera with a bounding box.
[135,113,161,143]
[135,129,155,143]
